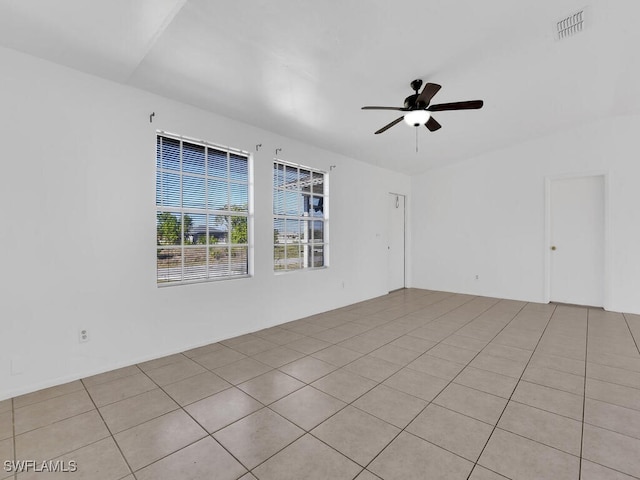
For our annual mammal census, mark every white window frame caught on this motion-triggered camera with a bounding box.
[156,131,252,286]
[273,159,329,272]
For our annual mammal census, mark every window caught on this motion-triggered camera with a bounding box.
[156,133,250,285]
[273,160,327,271]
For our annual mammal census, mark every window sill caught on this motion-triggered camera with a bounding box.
[273,266,328,276]
[157,274,252,287]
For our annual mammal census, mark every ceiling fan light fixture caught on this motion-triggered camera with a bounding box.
[403,110,431,127]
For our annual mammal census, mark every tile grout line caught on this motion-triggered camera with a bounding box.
[79,378,139,480]
[505,396,581,423]
[579,388,640,415]
[83,367,144,388]
[584,355,640,375]
[13,381,199,439]
[10,383,86,411]
[578,308,591,480]
[10,420,127,473]
[622,313,640,357]
[582,460,640,480]
[580,357,640,393]
[464,303,558,480]
[516,361,585,382]
[483,423,581,460]
[581,419,640,443]
[133,365,256,477]
[10,397,102,438]
[463,361,583,389]
[353,466,383,480]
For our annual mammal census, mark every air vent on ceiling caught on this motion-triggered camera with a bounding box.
[557,9,585,40]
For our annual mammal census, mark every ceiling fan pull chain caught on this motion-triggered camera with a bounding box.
[416,127,419,153]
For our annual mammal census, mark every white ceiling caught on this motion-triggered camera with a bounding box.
[1,0,639,174]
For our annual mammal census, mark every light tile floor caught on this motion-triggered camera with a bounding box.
[3,289,640,479]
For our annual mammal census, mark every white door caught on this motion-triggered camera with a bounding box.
[550,175,604,306]
[388,193,405,292]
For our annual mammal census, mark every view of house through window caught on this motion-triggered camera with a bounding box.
[273,160,328,271]
[156,133,250,284]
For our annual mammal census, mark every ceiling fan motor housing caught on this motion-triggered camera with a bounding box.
[404,93,419,109]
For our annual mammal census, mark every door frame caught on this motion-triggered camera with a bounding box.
[543,171,611,309]
[388,192,407,292]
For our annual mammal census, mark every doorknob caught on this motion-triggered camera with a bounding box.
[551,246,557,251]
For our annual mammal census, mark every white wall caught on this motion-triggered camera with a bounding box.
[0,47,411,400]
[410,115,640,314]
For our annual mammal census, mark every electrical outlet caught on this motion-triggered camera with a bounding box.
[78,328,89,343]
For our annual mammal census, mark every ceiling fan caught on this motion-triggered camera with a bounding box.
[362,79,484,134]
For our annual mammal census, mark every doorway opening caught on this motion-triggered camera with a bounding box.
[388,193,406,292]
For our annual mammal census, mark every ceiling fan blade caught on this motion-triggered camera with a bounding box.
[374,116,404,134]
[416,83,442,106]
[428,100,484,112]
[362,106,408,111]
[425,116,442,132]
